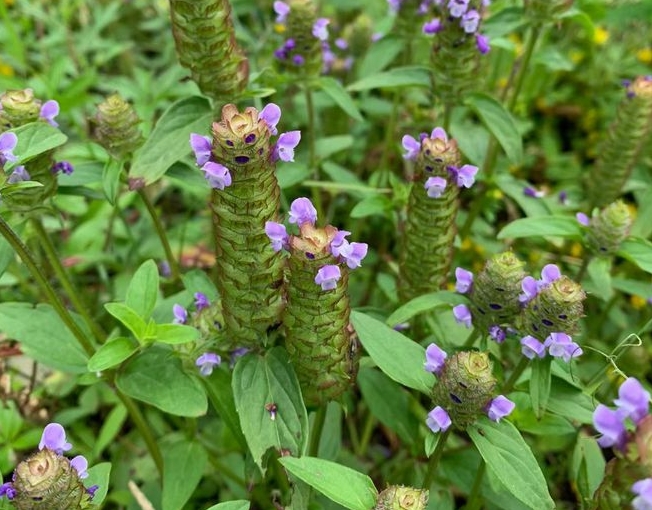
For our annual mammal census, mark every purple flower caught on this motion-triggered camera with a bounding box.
[489,325,506,343]
[461,9,480,33]
[520,335,546,359]
[558,190,568,204]
[194,292,210,311]
[273,1,290,23]
[190,133,212,166]
[289,197,317,226]
[544,332,582,362]
[431,127,448,141]
[265,221,289,252]
[448,0,469,17]
[312,18,330,41]
[593,404,628,450]
[292,54,305,66]
[315,264,341,291]
[426,406,452,433]
[201,161,232,190]
[335,240,368,269]
[7,166,30,184]
[159,261,172,278]
[486,395,515,422]
[259,103,282,135]
[0,131,18,165]
[632,479,652,510]
[523,186,544,198]
[519,276,538,303]
[87,485,99,498]
[476,33,490,54]
[71,455,89,479]
[275,130,301,162]
[452,164,478,188]
[173,304,187,324]
[453,304,472,328]
[335,38,348,50]
[230,347,250,368]
[39,423,72,454]
[40,100,60,127]
[52,160,74,175]
[387,0,402,14]
[613,377,650,424]
[424,342,447,375]
[422,18,443,35]
[402,134,421,160]
[576,212,590,226]
[330,229,351,256]
[424,176,447,198]
[0,482,16,500]
[540,264,561,286]
[196,352,221,376]
[455,267,473,294]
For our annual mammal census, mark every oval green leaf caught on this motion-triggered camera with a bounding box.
[347,66,431,92]
[162,438,208,510]
[125,259,159,318]
[87,337,137,372]
[497,216,582,240]
[618,237,652,274]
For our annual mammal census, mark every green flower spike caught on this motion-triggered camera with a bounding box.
[431,351,496,429]
[399,127,478,303]
[467,251,527,334]
[0,89,41,129]
[583,200,633,256]
[588,76,652,208]
[277,0,324,77]
[209,103,285,349]
[524,0,572,23]
[92,94,143,160]
[375,486,429,510]
[169,0,249,101]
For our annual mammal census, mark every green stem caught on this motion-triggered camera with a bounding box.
[356,410,376,457]
[304,84,317,175]
[309,405,327,457]
[116,390,164,477]
[0,215,95,356]
[463,328,482,348]
[506,25,543,112]
[503,356,530,394]
[575,254,592,282]
[464,460,486,510]
[31,219,107,343]
[138,188,181,281]
[421,428,451,489]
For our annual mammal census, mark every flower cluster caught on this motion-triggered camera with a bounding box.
[0,131,31,185]
[452,260,585,362]
[576,200,632,256]
[402,127,479,197]
[265,197,368,291]
[593,377,652,510]
[424,343,514,432]
[190,103,300,191]
[0,423,97,505]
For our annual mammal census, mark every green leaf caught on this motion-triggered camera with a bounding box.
[347,66,431,92]
[205,501,250,510]
[546,379,595,425]
[125,259,159,318]
[116,345,207,416]
[357,35,404,77]
[278,456,378,510]
[386,291,465,327]
[87,336,138,372]
[497,216,582,239]
[571,433,605,504]
[9,122,68,164]
[315,135,353,160]
[467,418,555,510]
[358,368,419,444]
[349,195,393,219]
[92,404,128,459]
[154,323,199,345]
[162,437,208,510]
[317,77,363,122]
[231,347,309,474]
[495,173,551,218]
[203,369,248,451]
[529,357,551,418]
[618,237,652,273]
[85,462,111,506]
[0,303,89,373]
[464,93,523,165]
[101,158,123,205]
[129,96,213,186]
[104,302,147,340]
[585,257,613,302]
[350,311,434,394]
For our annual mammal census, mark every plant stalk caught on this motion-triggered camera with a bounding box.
[421,428,451,489]
[309,405,327,457]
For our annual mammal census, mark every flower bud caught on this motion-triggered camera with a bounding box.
[169,0,249,100]
[585,200,632,255]
[468,251,527,333]
[0,89,41,128]
[431,351,496,429]
[591,457,650,510]
[524,0,572,23]
[92,94,143,160]
[520,276,585,340]
[588,76,652,208]
[375,486,429,510]
[9,449,92,510]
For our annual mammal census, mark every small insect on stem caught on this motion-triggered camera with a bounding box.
[265,402,278,421]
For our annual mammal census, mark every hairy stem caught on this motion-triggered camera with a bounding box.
[421,428,451,489]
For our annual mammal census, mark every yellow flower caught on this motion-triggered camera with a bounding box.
[274,23,286,34]
[4,0,15,5]
[631,295,647,310]
[637,48,652,64]
[593,27,609,46]
[569,242,583,258]
[569,50,584,64]
[0,60,13,77]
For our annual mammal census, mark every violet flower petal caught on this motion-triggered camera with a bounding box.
[593,404,628,450]
[426,406,452,433]
[201,162,232,190]
[190,133,212,166]
[259,103,282,135]
[614,377,651,424]
[196,352,221,376]
[276,130,301,162]
[424,343,447,375]
[454,267,473,294]
[40,100,60,127]
[424,176,447,198]
[452,304,472,328]
[486,395,515,422]
[265,221,289,252]
[39,423,72,454]
[315,264,341,291]
[70,455,89,479]
[289,197,317,226]
[402,134,421,160]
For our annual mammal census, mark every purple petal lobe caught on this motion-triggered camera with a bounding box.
[265,221,289,252]
[402,134,420,160]
[40,100,60,127]
[276,130,301,162]
[426,406,452,433]
[520,335,546,359]
[71,455,89,479]
[39,423,72,454]
[259,103,282,135]
[173,304,187,324]
[576,212,590,226]
[613,377,650,424]
[196,352,221,376]
[593,404,627,450]
[486,395,515,422]
[289,197,317,226]
[190,133,212,166]
[201,162,232,190]
[315,264,341,291]
[452,304,472,328]
[455,267,473,294]
[424,343,447,375]
[424,176,447,198]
